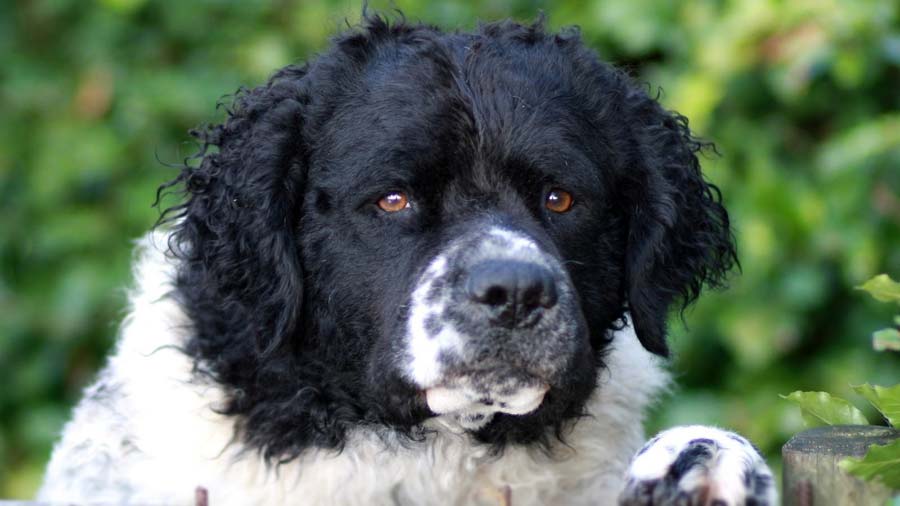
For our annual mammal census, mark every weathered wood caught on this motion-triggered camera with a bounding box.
[783,425,899,506]
[195,486,209,506]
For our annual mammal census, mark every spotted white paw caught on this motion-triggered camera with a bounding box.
[619,426,776,506]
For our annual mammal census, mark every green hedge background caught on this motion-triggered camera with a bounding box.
[1,0,898,498]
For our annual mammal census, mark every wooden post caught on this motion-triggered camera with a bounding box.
[783,425,899,506]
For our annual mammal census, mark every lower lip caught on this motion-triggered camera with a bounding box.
[424,383,550,416]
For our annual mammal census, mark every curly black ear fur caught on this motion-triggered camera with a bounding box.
[623,93,737,357]
[156,65,331,459]
[165,66,309,358]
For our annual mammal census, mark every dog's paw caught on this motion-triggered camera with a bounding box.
[619,426,776,506]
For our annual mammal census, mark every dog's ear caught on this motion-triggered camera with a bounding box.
[160,65,309,357]
[623,93,736,357]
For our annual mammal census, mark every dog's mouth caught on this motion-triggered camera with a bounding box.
[424,371,550,430]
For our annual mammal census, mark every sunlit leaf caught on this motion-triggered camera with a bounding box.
[858,274,900,304]
[781,391,869,427]
[840,438,900,489]
[853,384,900,428]
[874,328,900,352]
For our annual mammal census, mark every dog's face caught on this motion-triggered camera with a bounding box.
[166,18,735,460]
[299,49,631,431]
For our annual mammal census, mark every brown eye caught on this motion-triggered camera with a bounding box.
[377,191,410,212]
[545,188,574,213]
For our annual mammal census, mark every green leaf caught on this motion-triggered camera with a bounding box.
[858,274,900,304]
[854,384,900,428]
[874,328,900,352]
[781,391,870,427]
[840,438,900,489]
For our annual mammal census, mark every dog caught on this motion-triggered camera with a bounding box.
[39,16,776,505]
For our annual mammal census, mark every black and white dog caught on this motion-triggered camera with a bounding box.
[40,16,776,505]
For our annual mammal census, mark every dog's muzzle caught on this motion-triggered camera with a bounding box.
[404,227,581,429]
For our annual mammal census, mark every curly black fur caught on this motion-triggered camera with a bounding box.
[157,14,736,464]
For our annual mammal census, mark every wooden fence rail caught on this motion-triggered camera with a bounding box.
[783,425,899,506]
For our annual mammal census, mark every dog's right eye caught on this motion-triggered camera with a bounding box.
[545,188,574,213]
[377,191,411,213]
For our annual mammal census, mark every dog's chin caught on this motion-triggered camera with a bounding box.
[424,375,550,431]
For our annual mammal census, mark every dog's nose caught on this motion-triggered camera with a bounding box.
[466,260,558,326]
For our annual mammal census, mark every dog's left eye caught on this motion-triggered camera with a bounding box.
[377,191,411,213]
[545,188,574,213]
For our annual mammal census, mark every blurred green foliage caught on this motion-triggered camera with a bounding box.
[1,0,898,498]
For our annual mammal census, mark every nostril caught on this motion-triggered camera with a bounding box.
[521,285,543,309]
[466,271,511,307]
[482,286,508,306]
[519,267,558,310]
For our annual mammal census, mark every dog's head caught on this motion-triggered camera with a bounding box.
[162,17,735,461]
